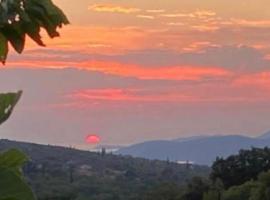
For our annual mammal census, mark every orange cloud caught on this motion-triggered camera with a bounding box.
[80,61,232,81]
[25,26,149,54]
[6,59,232,81]
[88,4,141,14]
[68,76,270,104]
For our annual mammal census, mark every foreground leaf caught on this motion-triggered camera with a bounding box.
[0,149,28,174]
[0,91,22,125]
[0,0,69,63]
[0,168,35,200]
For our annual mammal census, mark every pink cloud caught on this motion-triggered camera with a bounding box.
[6,59,232,81]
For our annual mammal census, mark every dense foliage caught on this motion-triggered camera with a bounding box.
[0,0,69,63]
[211,170,270,200]
[211,147,270,188]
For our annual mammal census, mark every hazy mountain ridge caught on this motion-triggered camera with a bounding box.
[172,135,210,143]
[117,134,270,165]
[258,130,270,139]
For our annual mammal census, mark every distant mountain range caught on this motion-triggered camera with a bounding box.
[117,131,270,165]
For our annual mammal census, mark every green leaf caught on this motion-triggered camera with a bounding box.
[0,168,35,200]
[22,21,45,47]
[0,149,34,200]
[0,91,22,125]
[0,32,8,64]
[0,149,28,171]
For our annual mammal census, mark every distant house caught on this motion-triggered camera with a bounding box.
[176,160,195,169]
[176,160,195,165]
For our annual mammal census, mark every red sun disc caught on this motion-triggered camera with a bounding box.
[85,134,101,144]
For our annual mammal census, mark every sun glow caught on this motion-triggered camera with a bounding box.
[85,134,101,144]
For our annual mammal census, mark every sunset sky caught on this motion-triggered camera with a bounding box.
[1,0,270,147]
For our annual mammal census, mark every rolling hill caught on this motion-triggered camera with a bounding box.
[0,139,209,200]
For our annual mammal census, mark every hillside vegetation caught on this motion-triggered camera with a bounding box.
[0,139,209,200]
[1,139,270,200]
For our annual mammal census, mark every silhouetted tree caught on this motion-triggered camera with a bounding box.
[211,147,270,188]
[181,177,210,200]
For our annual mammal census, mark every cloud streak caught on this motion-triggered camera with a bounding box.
[88,4,141,14]
[6,59,232,81]
[160,10,216,19]
[136,15,155,20]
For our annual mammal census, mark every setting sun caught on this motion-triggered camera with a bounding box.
[85,134,101,144]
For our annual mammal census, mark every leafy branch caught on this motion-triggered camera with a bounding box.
[0,0,69,63]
